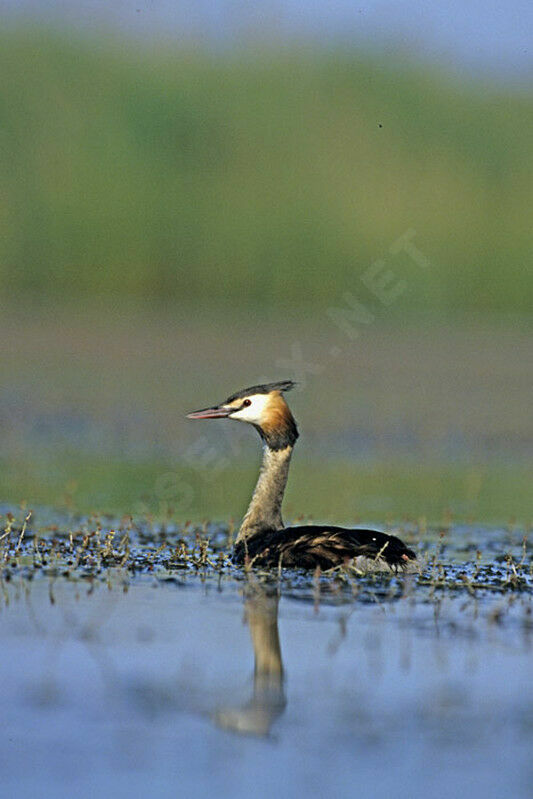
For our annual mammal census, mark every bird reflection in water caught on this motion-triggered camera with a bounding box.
[214,584,286,737]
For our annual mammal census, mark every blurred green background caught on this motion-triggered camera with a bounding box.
[2,29,533,315]
[1,26,532,524]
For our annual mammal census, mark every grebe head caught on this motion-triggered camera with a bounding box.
[187,380,299,449]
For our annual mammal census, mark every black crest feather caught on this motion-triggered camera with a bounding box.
[225,380,296,403]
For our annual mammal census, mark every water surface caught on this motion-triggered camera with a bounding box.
[1,516,531,799]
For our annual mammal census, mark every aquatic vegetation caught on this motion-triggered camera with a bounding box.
[1,505,531,798]
[1,508,531,608]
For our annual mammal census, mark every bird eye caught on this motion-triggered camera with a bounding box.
[242,399,252,407]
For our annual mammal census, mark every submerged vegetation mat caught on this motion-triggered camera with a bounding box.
[2,508,531,609]
[1,506,532,798]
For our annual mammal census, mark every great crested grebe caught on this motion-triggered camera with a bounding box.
[187,380,416,571]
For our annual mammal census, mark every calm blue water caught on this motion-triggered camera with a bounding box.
[1,550,532,799]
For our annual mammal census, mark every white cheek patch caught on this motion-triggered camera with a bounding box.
[230,394,270,424]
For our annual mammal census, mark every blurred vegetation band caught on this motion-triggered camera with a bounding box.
[2,454,533,523]
[1,29,532,314]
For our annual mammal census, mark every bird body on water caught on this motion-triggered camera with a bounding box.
[187,380,416,571]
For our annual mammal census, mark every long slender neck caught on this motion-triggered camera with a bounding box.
[236,444,294,543]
